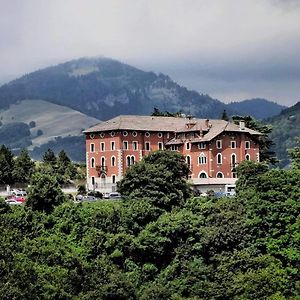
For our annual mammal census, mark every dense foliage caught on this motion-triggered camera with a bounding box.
[0,149,299,299]
[267,101,300,167]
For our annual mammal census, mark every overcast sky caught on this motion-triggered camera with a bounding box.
[1,0,300,106]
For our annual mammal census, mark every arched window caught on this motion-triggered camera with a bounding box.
[101,157,105,166]
[126,156,131,166]
[231,153,237,165]
[245,154,251,161]
[91,158,95,168]
[217,153,222,164]
[198,153,207,164]
[216,172,224,178]
[199,171,208,178]
[111,156,116,166]
[130,156,135,165]
[186,155,191,166]
[112,175,116,184]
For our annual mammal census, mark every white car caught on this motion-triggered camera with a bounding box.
[5,199,23,205]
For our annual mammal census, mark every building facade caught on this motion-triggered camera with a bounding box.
[84,115,260,193]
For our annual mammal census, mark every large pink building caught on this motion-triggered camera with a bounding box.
[84,115,260,193]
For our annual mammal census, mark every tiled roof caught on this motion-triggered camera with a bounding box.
[84,115,261,141]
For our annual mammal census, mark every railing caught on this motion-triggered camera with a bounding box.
[96,165,108,176]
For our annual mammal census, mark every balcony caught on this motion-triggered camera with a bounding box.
[96,165,108,176]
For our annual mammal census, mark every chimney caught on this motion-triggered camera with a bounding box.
[205,119,209,128]
[239,121,245,130]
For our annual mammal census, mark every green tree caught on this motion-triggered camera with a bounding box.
[288,136,300,169]
[42,148,57,166]
[0,145,15,184]
[117,151,191,210]
[12,149,35,182]
[232,115,278,164]
[221,109,229,121]
[26,173,65,213]
[57,150,76,179]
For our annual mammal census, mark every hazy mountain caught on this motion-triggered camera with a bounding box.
[227,98,286,120]
[0,57,232,120]
[266,101,300,167]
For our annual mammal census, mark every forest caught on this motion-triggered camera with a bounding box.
[0,142,299,299]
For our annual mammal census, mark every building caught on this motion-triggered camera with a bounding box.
[84,115,261,193]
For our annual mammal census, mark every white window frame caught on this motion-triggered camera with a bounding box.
[216,172,224,178]
[100,142,105,152]
[123,141,128,150]
[216,140,222,149]
[245,141,250,149]
[145,142,150,151]
[245,154,251,161]
[186,142,190,150]
[111,141,115,151]
[111,156,116,166]
[199,171,208,178]
[217,153,222,164]
[230,141,236,149]
[90,143,95,152]
[198,142,206,149]
[158,142,163,150]
[231,153,237,165]
[198,153,207,165]
[132,141,138,151]
[90,157,95,168]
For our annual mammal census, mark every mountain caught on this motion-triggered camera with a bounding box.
[0,57,231,120]
[0,99,99,156]
[266,102,300,167]
[227,98,286,120]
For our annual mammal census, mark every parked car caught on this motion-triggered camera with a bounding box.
[87,191,103,199]
[11,189,27,198]
[80,195,98,202]
[108,192,122,199]
[5,199,23,205]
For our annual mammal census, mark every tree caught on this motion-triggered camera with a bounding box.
[57,150,76,179]
[26,173,65,213]
[0,145,15,184]
[117,151,191,210]
[232,115,278,164]
[12,149,35,183]
[42,148,57,166]
[221,109,229,121]
[288,136,300,169]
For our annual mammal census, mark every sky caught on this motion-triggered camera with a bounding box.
[1,0,300,106]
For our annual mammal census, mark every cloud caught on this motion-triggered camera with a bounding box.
[0,0,299,105]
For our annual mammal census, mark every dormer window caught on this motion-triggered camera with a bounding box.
[198,142,206,149]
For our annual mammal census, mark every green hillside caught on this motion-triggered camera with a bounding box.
[267,102,300,167]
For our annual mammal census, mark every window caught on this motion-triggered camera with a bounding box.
[198,142,206,149]
[232,172,237,178]
[126,155,135,166]
[217,153,222,164]
[132,131,137,137]
[90,134,95,139]
[91,158,95,168]
[171,145,178,151]
[91,176,95,186]
[90,143,95,152]
[100,142,105,151]
[123,141,128,150]
[133,141,138,150]
[245,141,250,149]
[100,132,105,138]
[111,156,116,166]
[245,154,251,161]
[231,153,237,165]
[186,143,190,150]
[158,132,163,138]
[216,172,224,178]
[216,140,222,149]
[123,131,128,136]
[110,131,115,137]
[230,141,236,149]
[145,132,150,137]
[256,153,260,162]
[101,157,105,166]
[112,175,116,184]
[158,142,163,150]
[198,153,207,164]
[186,155,191,166]
[145,142,150,151]
[111,141,115,151]
[199,172,208,178]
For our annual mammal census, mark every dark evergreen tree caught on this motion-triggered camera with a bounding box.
[0,145,15,184]
[42,148,57,166]
[12,149,35,183]
[221,109,229,121]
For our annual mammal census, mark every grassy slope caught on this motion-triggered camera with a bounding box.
[0,99,100,149]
